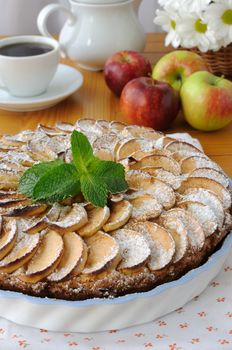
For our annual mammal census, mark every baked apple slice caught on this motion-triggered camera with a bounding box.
[128,193,162,220]
[127,221,175,271]
[189,167,229,188]
[0,233,40,273]
[179,188,225,228]
[130,154,181,175]
[113,229,150,273]
[47,204,88,234]
[0,219,17,260]
[126,171,175,210]
[180,155,222,173]
[160,217,188,263]
[19,230,64,283]
[116,138,153,161]
[48,232,87,282]
[160,209,205,251]
[78,206,110,237]
[177,201,218,236]
[164,140,203,154]
[178,177,231,209]
[82,231,121,276]
[103,200,132,232]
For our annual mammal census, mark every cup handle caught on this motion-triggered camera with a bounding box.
[37,3,76,58]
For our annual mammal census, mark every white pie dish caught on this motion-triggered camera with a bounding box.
[0,230,231,333]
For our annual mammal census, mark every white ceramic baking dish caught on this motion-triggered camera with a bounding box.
[0,230,231,333]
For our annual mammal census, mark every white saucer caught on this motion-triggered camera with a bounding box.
[0,64,83,112]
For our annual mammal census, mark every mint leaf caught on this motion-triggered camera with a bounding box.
[80,173,108,208]
[19,159,64,197]
[89,158,128,194]
[71,130,94,173]
[33,163,80,203]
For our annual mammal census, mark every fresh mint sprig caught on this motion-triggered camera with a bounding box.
[19,130,128,207]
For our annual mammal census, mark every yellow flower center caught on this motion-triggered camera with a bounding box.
[171,20,176,30]
[195,19,207,33]
[222,9,232,25]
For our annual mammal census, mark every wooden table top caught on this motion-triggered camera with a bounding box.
[0,33,231,177]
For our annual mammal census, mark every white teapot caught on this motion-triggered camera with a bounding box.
[37,0,145,71]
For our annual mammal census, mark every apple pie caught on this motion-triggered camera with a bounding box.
[0,118,231,300]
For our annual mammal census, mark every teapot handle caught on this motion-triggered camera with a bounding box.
[37,4,76,58]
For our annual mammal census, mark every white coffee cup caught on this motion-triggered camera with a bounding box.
[0,35,60,97]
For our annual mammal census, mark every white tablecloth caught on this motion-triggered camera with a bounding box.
[0,133,231,350]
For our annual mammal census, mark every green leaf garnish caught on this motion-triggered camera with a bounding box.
[88,158,128,194]
[19,159,64,198]
[71,130,94,173]
[19,128,128,207]
[80,173,108,208]
[33,163,80,203]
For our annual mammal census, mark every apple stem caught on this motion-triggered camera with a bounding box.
[215,75,225,85]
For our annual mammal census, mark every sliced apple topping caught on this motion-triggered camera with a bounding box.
[82,231,121,276]
[141,167,183,190]
[178,177,231,209]
[56,121,74,132]
[113,229,150,273]
[116,138,153,161]
[48,232,87,282]
[171,150,208,162]
[0,233,40,273]
[27,135,57,161]
[130,155,181,175]
[47,204,88,234]
[103,200,132,232]
[0,218,17,260]
[93,133,118,161]
[120,125,154,138]
[160,209,205,250]
[0,150,34,167]
[164,140,203,154]
[128,193,162,220]
[128,221,175,271]
[109,120,127,133]
[126,171,175,210]
[179,188,225,228]
[130,148,171,161]
[189,167,230,188]
[180,155,222,174]
[6,204,48,218]
[78,206,110,237]
[160,217,188,263]
[18,230,64,283]
[177,201,218,236]
[37,124,66,136]
[76,118,100,134]
[0,169,22,183]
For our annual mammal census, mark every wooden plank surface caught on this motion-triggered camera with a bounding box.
[0,33,231,176]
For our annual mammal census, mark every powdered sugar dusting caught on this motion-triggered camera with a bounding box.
[113,229,150,269]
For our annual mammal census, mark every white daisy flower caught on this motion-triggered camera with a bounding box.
[181,0,212,13]
[177,13,217,52]
[158,0,211,12]
[204,0,232,45]
[154,9,181,47]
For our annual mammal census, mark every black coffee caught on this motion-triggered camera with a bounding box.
[0,42,53,57]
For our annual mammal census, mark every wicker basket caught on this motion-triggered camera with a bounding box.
[190,44,232,79]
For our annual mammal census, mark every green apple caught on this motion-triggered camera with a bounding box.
[180,71,232,131]
[152,50,208,91]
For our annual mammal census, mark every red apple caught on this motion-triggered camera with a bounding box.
[104,50,152,97]
[180,71,232,131]
[152,50,208,92]
[120,77,180,130]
